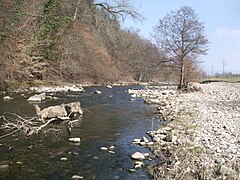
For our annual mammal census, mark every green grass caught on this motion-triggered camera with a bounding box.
[201,77,240,83]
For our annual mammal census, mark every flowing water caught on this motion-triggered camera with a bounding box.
[0,85,160,179]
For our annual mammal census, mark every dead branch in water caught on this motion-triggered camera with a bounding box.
[0,113,72,138]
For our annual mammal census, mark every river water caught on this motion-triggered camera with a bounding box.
[0,85,160,179]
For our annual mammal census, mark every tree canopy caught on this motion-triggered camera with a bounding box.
[152,6,209,89]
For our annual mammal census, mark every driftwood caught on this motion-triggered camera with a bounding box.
[34,101,83,122]
[34,104,67,122]
[0,102,84,138]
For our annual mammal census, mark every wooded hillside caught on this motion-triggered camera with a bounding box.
[0,0,163,85]
[0,1,206,91]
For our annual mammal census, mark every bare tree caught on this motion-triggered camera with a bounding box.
[152,6,209,89]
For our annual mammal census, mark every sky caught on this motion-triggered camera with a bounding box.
[121,0,240,75]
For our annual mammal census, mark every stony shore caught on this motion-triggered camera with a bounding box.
[129,82,240,179]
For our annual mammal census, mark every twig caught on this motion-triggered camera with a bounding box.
[0,128,20,139]
[82,108,92,113]
[35,118,57,133]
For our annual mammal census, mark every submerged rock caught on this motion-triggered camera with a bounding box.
[72,175,83,179]
[0,164,9,172]
[3,96,13,101]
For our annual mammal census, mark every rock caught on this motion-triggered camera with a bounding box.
[147,142,154,146]
[142,153,150,157]
[131,152,145,160]
[143,136,149,143]
[172,135,178,144]
[153,136,161,142]
[94,90,102,94]
[133,139,141,143]
[144,98,160,105]
[129,169,136,173]
[131,94,137,98]
[69,138,81,143]
[158,134,167,140]
[0,164,9,172]
[3,96,13,101]
[174,161,181,166]
[100,147,108,151]
[218,165,237,177]
[72,175,83,179]
[215,158,225,164]
[27,145,33,150]
[109,145,115,150]
[139,142,146,146]
[27,93,46,102]
[30,85,84,93]
[60,157,68,161]
[45,96,53,99]
[134,161,144,169]
[161,127,172,132]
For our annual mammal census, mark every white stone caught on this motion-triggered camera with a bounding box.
[94,90,102,94]
[147,142,154,146]
[109,145,115,150]
[72,175,83,179]
[69,138,81,143]
[27,93,45,102]
[139,142,146,146]
[134,161,144,169]
[27,95,42,102]
[131,152,145,160]
[100,147,108,150]
[60,157,68,161]
[143,136,149,143]
[133,139,141,143]
[3,96,13,101]
[108,151,115,154]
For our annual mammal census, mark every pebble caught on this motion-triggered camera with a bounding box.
[69,138,81,143]
[100,147,108,151]
[72,175,83,179]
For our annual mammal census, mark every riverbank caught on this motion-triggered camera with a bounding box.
[130,82,240,179]
[151,82,240,179]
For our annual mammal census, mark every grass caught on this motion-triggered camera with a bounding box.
[201,76,240,83]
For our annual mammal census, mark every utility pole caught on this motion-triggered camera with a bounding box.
[222,59,226,76]
[211,66,214,77]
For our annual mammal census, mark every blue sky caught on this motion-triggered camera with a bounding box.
[122,0,240,75]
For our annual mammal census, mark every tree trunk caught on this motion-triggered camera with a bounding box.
[138,73,143,82]
[178,62,185,89]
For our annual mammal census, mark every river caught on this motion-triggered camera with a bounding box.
[0,85,160,179]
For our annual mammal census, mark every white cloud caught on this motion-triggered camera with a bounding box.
[216,27,240,37]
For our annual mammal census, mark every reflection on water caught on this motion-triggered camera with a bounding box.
[0,86,160,179]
